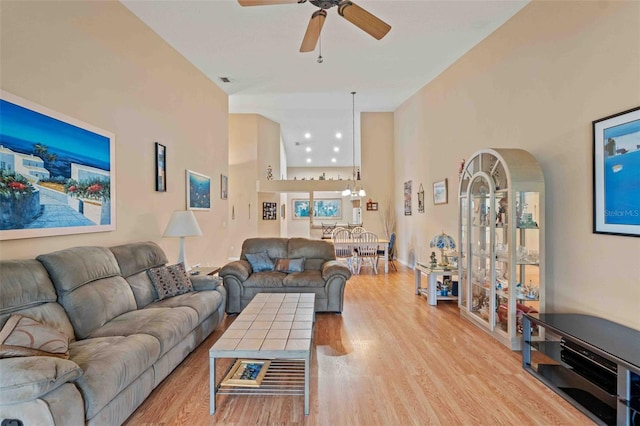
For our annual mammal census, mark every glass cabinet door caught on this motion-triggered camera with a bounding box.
[469,177,493,329]
[514,190,541,336]
[458,197,468,309]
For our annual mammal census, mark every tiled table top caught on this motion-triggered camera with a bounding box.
[210,293,315,356]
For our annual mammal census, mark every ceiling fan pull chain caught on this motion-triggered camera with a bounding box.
[317,33,323,63]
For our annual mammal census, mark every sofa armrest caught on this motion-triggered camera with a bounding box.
[190,275,223,291]
[321,260,351,281]
[220,260,251,282]
[0,357,83,405]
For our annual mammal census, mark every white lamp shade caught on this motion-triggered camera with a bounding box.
[163,211,203,237]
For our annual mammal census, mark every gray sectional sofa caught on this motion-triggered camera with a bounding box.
[220,237,351,314]
[0,241,226,425]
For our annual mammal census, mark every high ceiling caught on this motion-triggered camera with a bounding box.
[122,0,528,168]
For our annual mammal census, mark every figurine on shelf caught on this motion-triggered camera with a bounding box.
[497,197,507,226]
[429,251,438,268]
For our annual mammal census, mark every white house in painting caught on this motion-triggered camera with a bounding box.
[70,163,109,182]
[0,145,50,182]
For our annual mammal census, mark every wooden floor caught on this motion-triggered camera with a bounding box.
[125,264,592,425]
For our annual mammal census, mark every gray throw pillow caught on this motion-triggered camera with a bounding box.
[245,252,274,272]
[147,263,194,300]
[274,258,305,273]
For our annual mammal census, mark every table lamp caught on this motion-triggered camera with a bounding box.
[163,210,202,270]
[429,231,456,268]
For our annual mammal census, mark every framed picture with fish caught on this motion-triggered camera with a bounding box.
[593,106,640,237]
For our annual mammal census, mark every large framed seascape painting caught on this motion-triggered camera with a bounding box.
[0,91,115,241]
[593,106,640,237]
[293,199,341,220]
[186,169,211,211]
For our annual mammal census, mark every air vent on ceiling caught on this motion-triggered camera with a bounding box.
[219,77,232,83]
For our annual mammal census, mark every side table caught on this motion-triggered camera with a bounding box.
[415,263,458,306]
[190,266,221,276]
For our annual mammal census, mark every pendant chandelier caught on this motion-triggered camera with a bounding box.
[341,91,366,197]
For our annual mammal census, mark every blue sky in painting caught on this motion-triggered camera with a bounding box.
[604,118,640,152]
[0,99,110,165]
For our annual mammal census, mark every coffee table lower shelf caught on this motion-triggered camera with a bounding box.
[216,359,305,396]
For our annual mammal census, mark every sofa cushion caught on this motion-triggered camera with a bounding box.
[287,238,336,271]
[243,271,287,288]
[0,260,57,315]
[109,241,168,278]
[147,263,193,300]
[0,356,82,404]
[37,246,121,293]
[69,334,161,419]
[110,241,168,308]
[147,290,224,324]
[274,258,305,273]
[282,270,326,288]
[37,247,137,340]
[241,238,288,261]
[87,307,197,356]
[245,252,274,272]
[0,314,69,359]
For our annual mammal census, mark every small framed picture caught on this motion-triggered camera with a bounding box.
[433,179,448,205]
[417,184,425,213]
[186,170,211,210]
[366,201,378,211]
[221,359,271,388]
[155,142,166,192]
[220,174,228,200]
[263,202,277,220]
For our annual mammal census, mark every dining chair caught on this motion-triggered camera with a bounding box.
[350,226,366,237]
[332,228,354,272]
[354,231,378,274]
[321,222,337,239]
[331,227,347,239]
[377,232,396,271]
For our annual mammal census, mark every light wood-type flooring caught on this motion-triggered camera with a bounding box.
[125,263,592,425]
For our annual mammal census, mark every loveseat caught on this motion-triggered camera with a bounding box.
[0,241,226,425]
[220,237,351,314]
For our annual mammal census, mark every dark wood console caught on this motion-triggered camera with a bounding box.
[522,313,639,426]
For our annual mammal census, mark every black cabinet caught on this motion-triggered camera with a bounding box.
[522,313,640,426]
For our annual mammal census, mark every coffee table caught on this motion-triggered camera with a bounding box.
[209,293,315,415]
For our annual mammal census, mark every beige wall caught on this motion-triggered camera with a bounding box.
[361,112,395,239]
[0,1,229,266]
[394,0,640,329]
[228,113,281,257]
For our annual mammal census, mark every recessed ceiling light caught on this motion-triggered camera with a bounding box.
[333,147,340,152]
[305,147,312,152]
[306,158,311,163]
[336,132,342,139]
[331,158,337,163]
[304,132,311,139]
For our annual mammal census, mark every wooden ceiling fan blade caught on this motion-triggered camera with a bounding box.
[238,0,304,6]
[337,1,391,40]
[300,10,327,53]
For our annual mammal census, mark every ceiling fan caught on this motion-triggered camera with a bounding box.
[237,0,391,53]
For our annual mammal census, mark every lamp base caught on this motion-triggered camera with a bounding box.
[177,237,191,271]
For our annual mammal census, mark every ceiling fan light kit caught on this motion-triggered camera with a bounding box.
[238,0,391,53]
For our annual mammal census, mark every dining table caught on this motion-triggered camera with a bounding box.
[330,237,390,273]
